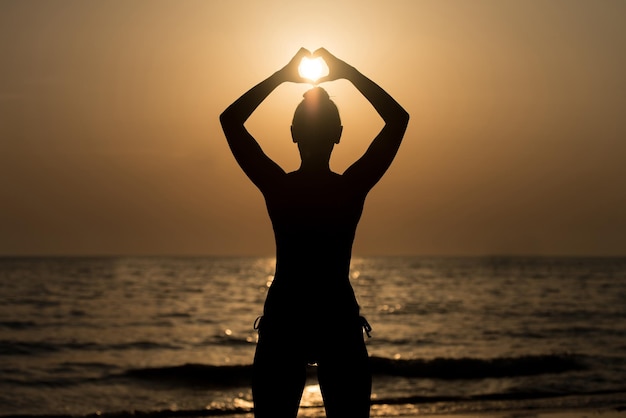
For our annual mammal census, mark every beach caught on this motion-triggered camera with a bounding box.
[4,404,622,418]
[17,404,622,418]
[224,403,626,418]
[378,406,626,418]
[396,407,626,418]
[371,403,626,418]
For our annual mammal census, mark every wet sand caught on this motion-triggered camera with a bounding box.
[397,407,626,418]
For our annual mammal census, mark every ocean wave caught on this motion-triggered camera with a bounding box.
[369,353,586,379]
[0,353,587,388]
[120,363,254,387]
[0,321,37,330]
[0,340,183,356]
[118,353,586,387]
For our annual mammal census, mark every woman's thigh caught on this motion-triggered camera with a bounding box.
[252,326,308,418]
[316,328,371,418]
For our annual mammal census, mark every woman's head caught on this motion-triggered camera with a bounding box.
[291,87,342,147]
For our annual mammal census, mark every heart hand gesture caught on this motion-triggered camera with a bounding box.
[278,48,354,85]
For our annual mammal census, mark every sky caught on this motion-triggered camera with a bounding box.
[1,0,625,257]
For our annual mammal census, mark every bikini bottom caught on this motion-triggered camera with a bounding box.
[253,314,372,365]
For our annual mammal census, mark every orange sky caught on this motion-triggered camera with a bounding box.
[1,1,625,256]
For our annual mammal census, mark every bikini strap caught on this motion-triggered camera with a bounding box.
[360,316,372,338]
[253,315,263,331]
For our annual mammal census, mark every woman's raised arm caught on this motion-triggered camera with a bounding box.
[315,48,409,191]
[220,48,311,191]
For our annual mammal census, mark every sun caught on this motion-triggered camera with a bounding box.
[298,57,328,83]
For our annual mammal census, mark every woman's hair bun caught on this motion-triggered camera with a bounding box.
[303,87,330,102]
[292,86,341,129]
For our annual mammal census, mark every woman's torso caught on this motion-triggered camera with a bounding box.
[261,170,367,320]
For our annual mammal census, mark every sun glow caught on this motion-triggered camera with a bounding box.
[298,57,328,83]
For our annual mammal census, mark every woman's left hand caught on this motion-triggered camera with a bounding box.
[277,48,312,83]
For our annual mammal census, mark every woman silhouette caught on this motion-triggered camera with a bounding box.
[220,48,409,418]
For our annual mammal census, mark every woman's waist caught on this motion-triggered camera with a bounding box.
[269,273,354,295]
[273,261,351,279]
[262,301,361,324]
[264,280,360,315]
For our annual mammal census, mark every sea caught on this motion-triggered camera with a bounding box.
[1,256,625,417]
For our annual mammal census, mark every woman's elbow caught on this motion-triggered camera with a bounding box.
[219,109,244,133]
[219,109,233,128]
[400,108,410,124]
[394,109,410,130]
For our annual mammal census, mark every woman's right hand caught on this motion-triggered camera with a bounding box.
[277,48,312,83]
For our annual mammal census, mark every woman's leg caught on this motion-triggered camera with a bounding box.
[317,326,371,418]
[252,326,307,418]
